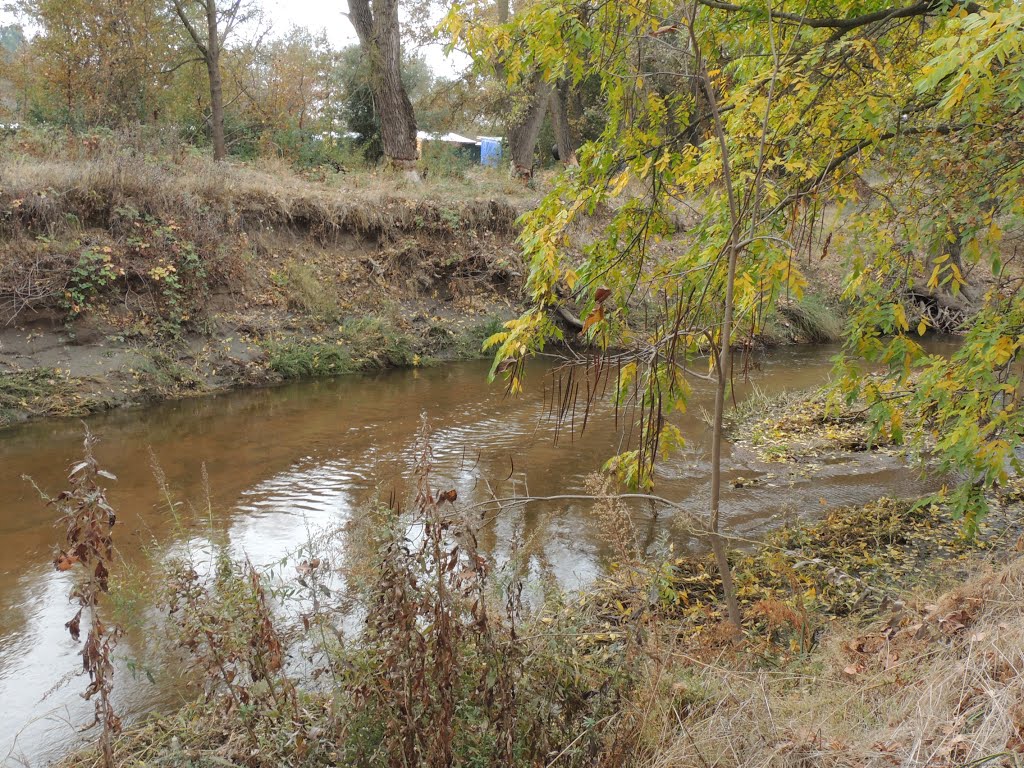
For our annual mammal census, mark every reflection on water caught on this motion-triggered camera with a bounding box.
[0,343,954,764]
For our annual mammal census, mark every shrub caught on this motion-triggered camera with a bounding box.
[421,142,476,180]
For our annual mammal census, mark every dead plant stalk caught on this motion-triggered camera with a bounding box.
[51,428,123,768]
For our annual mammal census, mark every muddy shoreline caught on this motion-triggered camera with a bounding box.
[0,296,519,429]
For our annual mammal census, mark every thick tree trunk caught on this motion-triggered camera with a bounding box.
[507,80,550,179]
[495,0,554,180]
[549,81,577,167]
[349,0,418,167]
[205,0,226,161]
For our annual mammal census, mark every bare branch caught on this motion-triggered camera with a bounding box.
[171,0,208,57]
[696,0,982,30]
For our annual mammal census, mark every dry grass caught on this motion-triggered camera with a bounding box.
[638,555,1024,768]
[0,133,531,330]
[0,135,527,244]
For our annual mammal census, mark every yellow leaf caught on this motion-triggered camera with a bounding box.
[893,304,909,332]
[610,170,630,195]
[994,336,1015,365]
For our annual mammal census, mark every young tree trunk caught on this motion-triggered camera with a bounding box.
[549,81,577,167]
[695,31,742,629]
[205,0,227,161]
[708,242,742,629]
[349,0,419,169]
[171,0,229,162]
[507,80,550,179]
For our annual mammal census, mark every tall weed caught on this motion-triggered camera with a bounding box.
[57,422,660,768]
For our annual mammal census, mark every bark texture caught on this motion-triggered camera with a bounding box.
[549,81,578,167]
[349,0,419,164]
[507,80,551,179]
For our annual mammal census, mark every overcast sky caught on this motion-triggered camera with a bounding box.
[0,0,469,76]
[264,0,353,45]
[264,0,468,75]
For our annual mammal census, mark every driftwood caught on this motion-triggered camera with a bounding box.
[554,304,584,332]
[906,283,977,334]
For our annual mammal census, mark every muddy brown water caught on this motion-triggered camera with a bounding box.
[0,342,955,765]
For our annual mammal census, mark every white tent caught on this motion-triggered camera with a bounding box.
[417,131,480,146]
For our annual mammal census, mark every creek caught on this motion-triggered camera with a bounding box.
[0,341,956,765]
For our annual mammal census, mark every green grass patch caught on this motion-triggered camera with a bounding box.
[267,316,417,380]
[777,292,845,343]
[267,340,355,378]
[276,261,340,322]
[130,349,204,398]
[460,315,507,357]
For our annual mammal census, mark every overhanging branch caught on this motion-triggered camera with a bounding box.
[697,0,981,29]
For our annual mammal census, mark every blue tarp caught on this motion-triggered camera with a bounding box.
[481,138,502,167]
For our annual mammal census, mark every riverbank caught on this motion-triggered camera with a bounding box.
[0,138,535,428]
[10,366,1013,768]
[0,138,850,431]
[58,484,1024,768]
[3,344,912,767]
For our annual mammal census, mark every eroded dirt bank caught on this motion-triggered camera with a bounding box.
[0,155,532,427]
[0,148,857,429]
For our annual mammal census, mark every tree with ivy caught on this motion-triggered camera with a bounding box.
[332,44,434,164]
[446,0,1024,623]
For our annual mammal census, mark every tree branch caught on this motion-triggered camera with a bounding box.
[171,0,209,58]
[697,0,981,30]
[160,56,205,76]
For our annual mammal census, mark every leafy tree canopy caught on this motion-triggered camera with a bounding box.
[447,0,1024,533]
